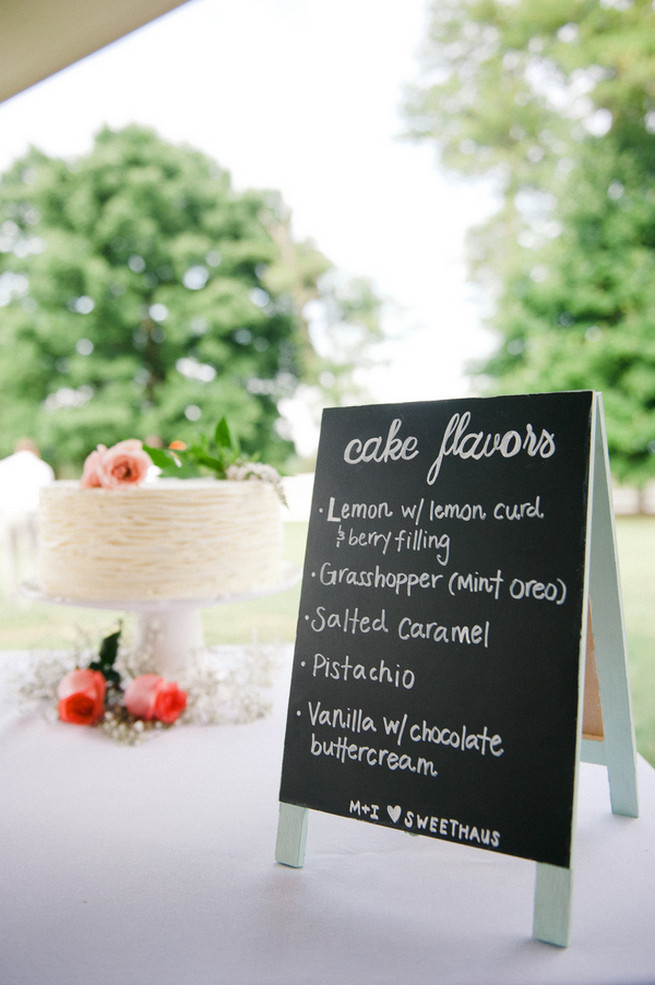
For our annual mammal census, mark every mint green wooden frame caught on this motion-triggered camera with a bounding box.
[532,393,639,945]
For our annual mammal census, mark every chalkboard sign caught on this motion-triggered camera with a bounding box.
[279,391,595,870]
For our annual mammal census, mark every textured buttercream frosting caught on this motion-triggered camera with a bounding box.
[39,478,284,601]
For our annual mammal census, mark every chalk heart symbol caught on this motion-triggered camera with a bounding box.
[387,805,402,824]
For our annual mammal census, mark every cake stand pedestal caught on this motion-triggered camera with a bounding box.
[23,564,300,681]
[130,601,210,680]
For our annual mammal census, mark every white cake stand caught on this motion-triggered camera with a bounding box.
[22,563,300,681]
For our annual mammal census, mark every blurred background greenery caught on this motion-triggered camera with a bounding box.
[0,125,383,475]
[401,0,655,497]
[2,1,655,489]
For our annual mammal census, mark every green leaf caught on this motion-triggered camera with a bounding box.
[88,625,123,686]
[143,445,180,470]
[198,453,228,472]
[214,416,232,450]
[97,626,121,667]
[88,662,121,688]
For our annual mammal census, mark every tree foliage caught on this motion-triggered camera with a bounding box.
[404,0,655,486]
[0,125,381,472]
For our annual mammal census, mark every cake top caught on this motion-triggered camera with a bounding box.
[77,418,287,503]
[48,476,276,494]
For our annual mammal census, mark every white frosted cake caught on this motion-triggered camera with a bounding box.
[38,477,284,602]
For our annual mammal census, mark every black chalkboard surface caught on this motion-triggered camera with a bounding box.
[279,392,595,869]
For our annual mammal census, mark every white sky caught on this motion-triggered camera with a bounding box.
[0,0,495,449]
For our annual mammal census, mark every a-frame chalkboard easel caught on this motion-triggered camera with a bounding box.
[275,392,639,948]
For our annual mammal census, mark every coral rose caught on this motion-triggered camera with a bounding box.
[57,668,106,725]
[124,675,187,724]
[80,445,107,488]
[96,439,151,489]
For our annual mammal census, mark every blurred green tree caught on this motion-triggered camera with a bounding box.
[0,125,382,472]
[403,0,655,490]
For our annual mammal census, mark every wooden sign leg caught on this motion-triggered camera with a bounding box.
[587,397,639,818]
[533,395,639,948]
[275,802,308,867]
[533,863,573,947]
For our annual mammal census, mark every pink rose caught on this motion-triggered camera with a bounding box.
[80,445,107,488]
[96,440,151,489]
[80,440,151,489]
[57,668,106,725]
[124,675,187,724]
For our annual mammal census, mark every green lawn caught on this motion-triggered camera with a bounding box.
[1,518,654,765]
[615,517,655,765]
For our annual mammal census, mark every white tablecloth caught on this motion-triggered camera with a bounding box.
[1,647,654,985]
